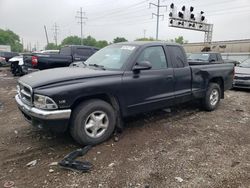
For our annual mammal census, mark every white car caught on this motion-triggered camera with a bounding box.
[0,56,7,66]
[9,55,24,76]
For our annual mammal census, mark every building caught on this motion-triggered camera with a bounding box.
[183,39,250,53]
[0,45,11,52]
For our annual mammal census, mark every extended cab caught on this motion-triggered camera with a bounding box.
[15,42,234,145]
[23,45,99,74]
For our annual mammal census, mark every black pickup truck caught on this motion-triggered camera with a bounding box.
[23,45,99,74]
[15,42,234,145]
[188,52,237,66]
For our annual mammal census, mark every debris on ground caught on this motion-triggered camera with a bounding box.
[49,169,54,173]
[26,160,37,167]
[58,145,93,172]
[3,181,15,188]
[113,136,119,142]
[175,177,184,183]
[108,162,115,167]
[49,162,58,166]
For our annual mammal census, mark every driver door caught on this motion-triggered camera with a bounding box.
[121,46,175,115]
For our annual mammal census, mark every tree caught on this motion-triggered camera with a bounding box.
[45,43,60,50]
[135,37,155,41]
[96,40,108,48]
[61,36,81,46]
[0,28,23,52]
[82,36,97,46]
[113,37,128,43]
[174,36,188,44]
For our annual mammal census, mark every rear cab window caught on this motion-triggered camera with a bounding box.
[76,48,94,57]
[60,47,71,56]
[168,46,187,68]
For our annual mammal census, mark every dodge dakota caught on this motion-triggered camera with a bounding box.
[15,42,234,145]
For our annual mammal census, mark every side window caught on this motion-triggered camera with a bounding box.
[136,46,167,70]
[76,48,93,56]
[209,54,216,61]
[168,46,186,68]
[60,47,71,56]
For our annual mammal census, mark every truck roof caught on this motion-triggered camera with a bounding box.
[63,45,100,50]
[191,52,220,54]
[117,41,182,47]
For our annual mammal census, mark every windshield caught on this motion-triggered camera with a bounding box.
[85,44,137,70]
[239,59,250,68]
[188,53,209,61]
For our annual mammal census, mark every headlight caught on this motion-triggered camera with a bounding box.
[33,94,58,110]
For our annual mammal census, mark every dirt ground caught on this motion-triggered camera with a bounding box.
[0,67,250,188]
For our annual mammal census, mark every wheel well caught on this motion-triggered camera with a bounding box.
[209,77,224,98]
[71,94,121,114]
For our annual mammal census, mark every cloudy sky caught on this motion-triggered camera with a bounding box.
[0,0,250,50]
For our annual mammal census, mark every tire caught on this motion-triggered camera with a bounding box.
[70,99,116,146]
[202,83,221,111]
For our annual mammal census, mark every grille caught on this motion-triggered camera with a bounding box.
[18,81,33,106]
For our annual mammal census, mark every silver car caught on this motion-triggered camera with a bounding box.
[233,59,250,89]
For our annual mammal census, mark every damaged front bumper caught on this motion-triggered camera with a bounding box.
[15,94,71,132]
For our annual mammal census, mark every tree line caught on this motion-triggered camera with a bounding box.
[0,28,187,52]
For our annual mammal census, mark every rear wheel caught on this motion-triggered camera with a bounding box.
[202,83,221,111]
[70,99,116,146]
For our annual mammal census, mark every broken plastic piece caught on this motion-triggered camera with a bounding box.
[58,145,92,172]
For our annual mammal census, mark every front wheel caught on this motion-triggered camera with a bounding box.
[202,83,221,111]
[70,99,116,146]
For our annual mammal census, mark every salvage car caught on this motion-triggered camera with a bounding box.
[15,42,234,145]
[0,51,19,62]
[0,56,7,66]
[233,58,250,89]
[9,55,24,76]
[22,45,99,74]
[10,50,60,76]
[188,52,237,66]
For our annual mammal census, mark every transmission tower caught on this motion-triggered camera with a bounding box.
[76,7,88,45]
[52,23,59,45]
[149,0,167,40]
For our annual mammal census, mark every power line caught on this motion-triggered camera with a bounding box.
[89,0,149,21]
[52,23,59,45]
[76,7,88,44]
[149,0,167,40]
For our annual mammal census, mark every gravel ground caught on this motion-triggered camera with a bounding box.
[0,67,250,188]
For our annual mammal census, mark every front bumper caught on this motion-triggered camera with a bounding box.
[233,79,250,89]
[15,94,71,132]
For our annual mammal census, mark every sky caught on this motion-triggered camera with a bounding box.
[0,0,250,50]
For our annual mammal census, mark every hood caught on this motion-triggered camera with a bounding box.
[19,67,123,88]
[9,56,23,62]
[235,66,250,75]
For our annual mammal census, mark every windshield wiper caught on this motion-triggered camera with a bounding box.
[88,63,106,70]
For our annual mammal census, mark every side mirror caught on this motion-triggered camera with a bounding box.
[132,61,152,72]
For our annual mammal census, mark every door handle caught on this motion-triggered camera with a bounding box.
[74,57,81,61]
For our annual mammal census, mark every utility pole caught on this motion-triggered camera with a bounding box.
[76,7,88,45]
[150,0,167,40]
[44,25,49,45]
[52,23,59,45]
[143,29,146,38]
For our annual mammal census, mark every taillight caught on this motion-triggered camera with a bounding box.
[31,56,38,67]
